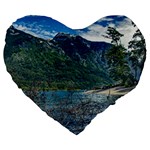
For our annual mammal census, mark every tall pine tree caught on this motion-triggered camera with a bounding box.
[128,27,146,82]
[105,27,131,86]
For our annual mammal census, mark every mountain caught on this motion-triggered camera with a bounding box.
[52,32,112,61]
[12,15,136,48]
[4,25,114,91]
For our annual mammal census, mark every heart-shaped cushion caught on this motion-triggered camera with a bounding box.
[4,15,146,135]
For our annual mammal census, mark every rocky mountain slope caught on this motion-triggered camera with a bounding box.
[4,26,114,91]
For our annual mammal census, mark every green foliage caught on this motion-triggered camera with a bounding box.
[104,27,123,46]
[128,29,146,81]
[4,27,113,91]
[5,25,145,91]
[105,27,132,86]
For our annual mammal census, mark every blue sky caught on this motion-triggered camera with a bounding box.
[13,15,137,48]
[13,15,76,39]
[77,15,137,48]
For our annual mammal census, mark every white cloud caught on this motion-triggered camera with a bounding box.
[13,24,28,31]
[13,23,57,39]
[40,30,57,38]
[78,17,137,48]
[117,18,138,47]
[97,17,114,23]
[13,16,138,48]
[78,24,111,43]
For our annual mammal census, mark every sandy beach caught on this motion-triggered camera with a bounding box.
[84,86,135,96]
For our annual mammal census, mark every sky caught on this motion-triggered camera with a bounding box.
[13,15,76,39]
[13,15,138,48]
[77,15,138,48]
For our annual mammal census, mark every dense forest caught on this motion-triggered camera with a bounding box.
[4,25,146,92]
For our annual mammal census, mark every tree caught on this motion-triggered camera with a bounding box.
[104,27,123,46]
[128,28,146,81]
[105,27,131,85]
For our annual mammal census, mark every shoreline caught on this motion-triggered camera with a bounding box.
[84,86,135,96]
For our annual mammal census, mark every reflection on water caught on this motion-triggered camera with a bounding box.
[25,90,121,134]
[38,90,118,109]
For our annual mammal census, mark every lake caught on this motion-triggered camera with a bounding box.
[25,90,121,134]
